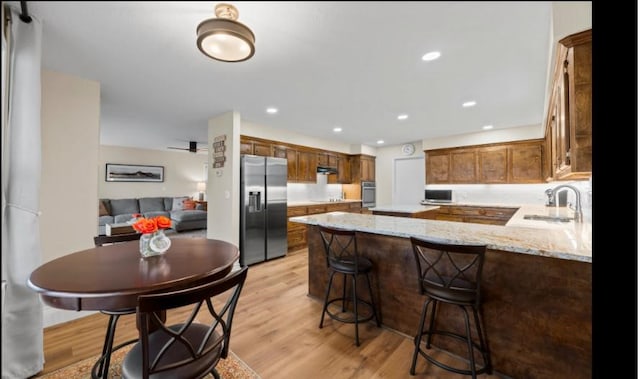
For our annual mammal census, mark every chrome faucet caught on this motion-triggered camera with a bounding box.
[546,184,583,223]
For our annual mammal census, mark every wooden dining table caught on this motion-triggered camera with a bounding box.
[28,238,239,312]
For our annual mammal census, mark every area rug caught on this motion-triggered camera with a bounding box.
[37,346,261,379]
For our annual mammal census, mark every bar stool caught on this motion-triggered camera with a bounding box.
[318,226,380,346]
[409,236,492,378]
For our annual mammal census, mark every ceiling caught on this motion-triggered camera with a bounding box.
[16,1,552,151]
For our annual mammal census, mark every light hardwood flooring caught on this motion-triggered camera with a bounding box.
[34,249,502,378]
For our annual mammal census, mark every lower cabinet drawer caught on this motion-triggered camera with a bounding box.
[287,228,307,251]
[287,220,306,231]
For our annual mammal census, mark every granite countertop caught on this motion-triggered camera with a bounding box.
[420,200,521,208]
[369,204,440,213]
[290,205,592,263]
[288,199,362,207]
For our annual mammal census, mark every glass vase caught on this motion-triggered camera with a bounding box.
[139,230,171,258]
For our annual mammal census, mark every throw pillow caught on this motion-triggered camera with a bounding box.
[98,200,109,216]
[182,199,196,210]
[171,196,190,211]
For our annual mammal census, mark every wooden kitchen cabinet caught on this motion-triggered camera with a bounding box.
[425,140,544,184]
[240,136,270,156]
[287,206,308,252]
[450,149,477,183]
[328,154,351,184]
[429,205,518,225]
[350,155,376,183]
[509,142,543,183]
[425,151,450,184]
[286,148,298,181]
[479,147,507,183]
[297,150,317,182]
[546,29,592,180]
[272,145,287,159]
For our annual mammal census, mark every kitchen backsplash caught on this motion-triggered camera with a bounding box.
[425,179,592,209]
[287,174,344,202]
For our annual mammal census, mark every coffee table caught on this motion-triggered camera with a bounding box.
[105,222,135,236]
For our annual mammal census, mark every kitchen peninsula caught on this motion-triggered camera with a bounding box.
[290,209,592,378]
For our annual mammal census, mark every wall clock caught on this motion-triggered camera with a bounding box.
[401,143,415,155]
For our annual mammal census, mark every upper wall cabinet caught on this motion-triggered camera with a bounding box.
[425,140,545,184]
[350,155,376,183]
[545,29,592,181]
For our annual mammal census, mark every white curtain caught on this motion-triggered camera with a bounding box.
[1,5,44,379]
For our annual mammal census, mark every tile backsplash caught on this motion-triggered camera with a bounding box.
[287,174,344,202]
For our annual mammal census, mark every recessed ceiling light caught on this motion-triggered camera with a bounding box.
[462,101,477,107]
[422,51,441,61]
[482,125,493,130]
[397,114,409,120]
[266,107,278,114]
[377,140,385,144]
[333,127,342,132]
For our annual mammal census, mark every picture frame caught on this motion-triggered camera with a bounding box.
[105,163,164,182]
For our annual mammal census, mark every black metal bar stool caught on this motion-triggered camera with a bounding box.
[409,236,492,378]
[318,226,380,346]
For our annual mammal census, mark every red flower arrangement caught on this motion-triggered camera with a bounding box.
[131,214,172,234]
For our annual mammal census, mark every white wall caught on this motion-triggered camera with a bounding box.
[375,141,425,206]
[41,70,99,263]
[207,112,240,246]
[41,70,101,326]
[287,174,344,202]
[422,124,542,150]
[98,145,207,200]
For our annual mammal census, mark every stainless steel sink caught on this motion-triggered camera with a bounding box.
[523,214,573,223]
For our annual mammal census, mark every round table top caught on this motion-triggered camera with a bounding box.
[27,238,239,311]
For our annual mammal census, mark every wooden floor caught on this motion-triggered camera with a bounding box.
[34,249,503,378]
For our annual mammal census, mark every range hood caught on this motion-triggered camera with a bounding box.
[316,166,338,175]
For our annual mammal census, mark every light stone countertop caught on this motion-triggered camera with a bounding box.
[287,199,362,207]
[368,204,440,213]
[290,205,592,263]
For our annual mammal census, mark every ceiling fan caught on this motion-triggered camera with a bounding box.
[167,141,208,153]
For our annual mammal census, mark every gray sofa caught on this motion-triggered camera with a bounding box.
[98,197,207,235]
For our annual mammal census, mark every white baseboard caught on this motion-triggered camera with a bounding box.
[43,305,97,328]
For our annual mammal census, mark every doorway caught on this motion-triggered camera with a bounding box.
[392,157,425,206]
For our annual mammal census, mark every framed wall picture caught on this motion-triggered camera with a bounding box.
[105,164,164,182]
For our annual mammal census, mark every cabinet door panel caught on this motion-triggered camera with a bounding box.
[286,149,298,181]
[479,148,507,183]
[426,153,450,184]
[254,143,271,157]
[510,144,543,183]
[450,151,476,183]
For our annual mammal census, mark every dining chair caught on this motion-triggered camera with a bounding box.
[92,233,142,378]
[119,266,248,379]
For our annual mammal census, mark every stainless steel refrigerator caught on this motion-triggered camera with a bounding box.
[240,155,288,266]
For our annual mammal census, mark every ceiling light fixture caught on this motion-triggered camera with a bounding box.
[377,140,385,144]
[482,125,494,130]
[397,114,409,120]
[333,127,342,132]
[196,3,255,62]
[422,51,441,61]
[266,107,278,114]
[462,101,476,107]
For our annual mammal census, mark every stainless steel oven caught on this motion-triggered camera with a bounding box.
[361,181,376,208]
